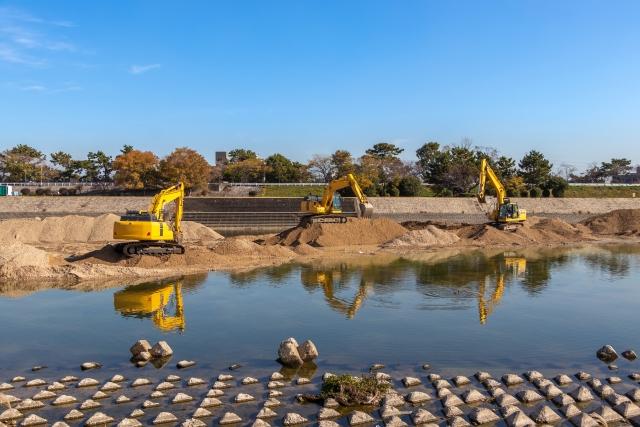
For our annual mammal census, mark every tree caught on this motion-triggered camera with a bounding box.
[0,144,46,182]
[50,151,79,181]
[365,142,404,159]
[600,158,633,177]
[228,149,257,163]
[120,144,134,155]
[223,158,268,182]
[113,149,159,189]
[519,150,552,187]
[308,154,334,182]
[87,151,113,182]
[494,156,517,180]
[543,175,568,197]
[330,150,355,177]
[398,176,422,196]
[159,147,211,191]
[416,142,447,184]
[264,153,309,182]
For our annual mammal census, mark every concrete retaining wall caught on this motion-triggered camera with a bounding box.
[1,196,638,235]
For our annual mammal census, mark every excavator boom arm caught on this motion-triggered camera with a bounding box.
[319,173,370,210]
[149,182,185,233]
[478,158,506,205]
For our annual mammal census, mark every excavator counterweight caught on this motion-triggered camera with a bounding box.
[300,173,374,224]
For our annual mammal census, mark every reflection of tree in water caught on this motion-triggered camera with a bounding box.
[228,263,297,287]
[582,249,635,279]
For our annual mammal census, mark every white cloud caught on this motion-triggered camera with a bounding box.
[0,6,75,66]
[129,63,161,75]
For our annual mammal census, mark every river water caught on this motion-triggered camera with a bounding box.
[1,244,639,380]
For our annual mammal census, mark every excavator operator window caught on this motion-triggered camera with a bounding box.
[333,194,343,210]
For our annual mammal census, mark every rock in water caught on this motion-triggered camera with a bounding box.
[283,413,308,426]
[81,362,102,371]
[130,340,152,356]
[219,412,242,425]
[298,340,319,362]
[177,360,196,369]
[597,345,618,362]
[278,338,303,367]
[623,350,638,361]
[150,341,173,358]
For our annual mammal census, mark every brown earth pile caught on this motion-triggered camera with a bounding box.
[458,216,593,246]
[0,242,53,280]
[0,214,223,243]
[581,209,640,235]
[271,218,407,247]
[385,225,460,247]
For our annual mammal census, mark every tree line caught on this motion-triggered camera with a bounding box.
[0,141,635,196]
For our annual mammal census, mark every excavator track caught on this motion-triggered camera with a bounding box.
[115,242,185,257]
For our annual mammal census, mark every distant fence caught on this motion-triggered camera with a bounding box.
[1,182,114,187]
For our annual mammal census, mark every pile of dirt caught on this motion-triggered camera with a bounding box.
[384,225,460,248]
[0,214,223,244]
[581,209,640,235]
[458,216,593,246]
[271,218,408,247]
[0,242,53,280]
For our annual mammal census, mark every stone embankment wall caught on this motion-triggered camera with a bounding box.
[0,196,638,233]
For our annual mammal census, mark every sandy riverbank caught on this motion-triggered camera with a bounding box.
[0,210,638,290]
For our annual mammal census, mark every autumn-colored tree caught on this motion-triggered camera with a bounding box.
[113,150,159,189]
[223,158,268,182]
[159,147,211,191]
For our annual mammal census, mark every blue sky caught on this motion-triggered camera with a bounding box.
[1,1,639,171]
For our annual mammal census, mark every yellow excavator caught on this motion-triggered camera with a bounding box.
[113,281,185,332]
[300,173,374,224]
[113,182,185,256]
[477,158,526,230]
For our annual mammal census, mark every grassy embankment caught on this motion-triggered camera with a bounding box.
[261,184,639,198]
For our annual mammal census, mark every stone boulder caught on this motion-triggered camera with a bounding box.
[150,341,173,358]
[597,345,618,363]
[298,340,319,362]
[277,338,303,367]
[130,340,151,357]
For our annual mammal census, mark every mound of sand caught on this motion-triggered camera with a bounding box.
[385,225,460,247]
[0,214,222,244]
[582,209,640,235]
[272,218,408,247]
[0,242,53,280]
[458,216,593,246]
[181,221,224,242]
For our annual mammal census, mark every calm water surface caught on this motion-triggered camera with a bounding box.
[1,244,639,379]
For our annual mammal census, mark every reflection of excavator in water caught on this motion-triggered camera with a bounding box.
[477,158,526,231]
[301,267,370,319]
[477,255,526,324]
[300,173,374,224]
[113,182,185,256]
[113,282,185,332]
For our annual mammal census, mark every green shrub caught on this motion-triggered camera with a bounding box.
[20,188,31,196]
[519,190,529,197]
[321,374,390,406]
[58,187,68,196]
[529,187,540,197]
[542,188,551,197]
[398,176,422,196]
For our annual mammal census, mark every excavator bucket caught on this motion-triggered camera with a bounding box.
[358,202,374,218]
